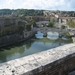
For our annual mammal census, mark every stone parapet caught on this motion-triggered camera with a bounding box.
[0,43,75,75]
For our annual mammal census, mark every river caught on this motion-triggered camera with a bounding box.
[0,31,72,63]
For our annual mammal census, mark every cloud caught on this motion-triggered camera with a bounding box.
[6,0,14,4]
[22,0,69,10]
[0,0,75,11]
[0,0,16,9]
[69,0,75,8]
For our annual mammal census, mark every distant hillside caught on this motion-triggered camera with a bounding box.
[0,9,75,17]
[0,9,44,16]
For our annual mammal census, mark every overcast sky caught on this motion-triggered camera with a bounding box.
[0,0,75,11]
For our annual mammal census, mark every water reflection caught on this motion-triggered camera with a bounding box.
[0,40,34,63]
[0,33,72,63]
[62,36,67,40]
[35,31,43,39]
[47,32,59,40]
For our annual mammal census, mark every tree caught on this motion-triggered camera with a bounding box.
[47,22,54,27]
[67,19,75,28]
[29,19,36,27]
[61,25,66,29]
[52,18,55,24]
[26,23,31,31]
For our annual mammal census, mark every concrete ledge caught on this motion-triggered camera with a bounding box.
[0,43,75,75]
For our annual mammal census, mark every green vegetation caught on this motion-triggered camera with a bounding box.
[0,17,37,37]
[0,9,12,15]
[51,18,55,23]
[0,9,43,16]
[60,11,75,17]
[63,32,70,36]
[26,23,31,31]
[47,22,54,27]
[47,18,55,27]
[17,9,43,16]
[0,25,25,37]
[67,19,75,28]
[61,25,66,29]
[29,19,36,27]
[25,19,36,31]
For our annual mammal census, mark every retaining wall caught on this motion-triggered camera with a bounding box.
[0,31,36,48]
[0,43,75,75]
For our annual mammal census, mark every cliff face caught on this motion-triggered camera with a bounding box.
[0,34,23,47]
[0,31,35,48]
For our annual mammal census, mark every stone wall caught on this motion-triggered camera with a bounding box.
[0,31,35,48]
[0,17,22,29]
[0,43,75,75]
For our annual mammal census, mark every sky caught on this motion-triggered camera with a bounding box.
[0,0,75,11]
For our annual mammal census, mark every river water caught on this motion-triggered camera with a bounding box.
[0,32,72,63]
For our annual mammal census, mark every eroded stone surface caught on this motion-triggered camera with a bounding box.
[0,43,75,75]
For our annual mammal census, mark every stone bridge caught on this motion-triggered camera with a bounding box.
[58,17,75,24]
[0,43,75,75]
[36,27,75,37]
[37,27,67,32]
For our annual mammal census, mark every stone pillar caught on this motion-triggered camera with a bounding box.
[59,18,62,23]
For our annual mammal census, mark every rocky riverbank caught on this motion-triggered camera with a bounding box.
[69,32,75,42]
[0,30,36,48]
